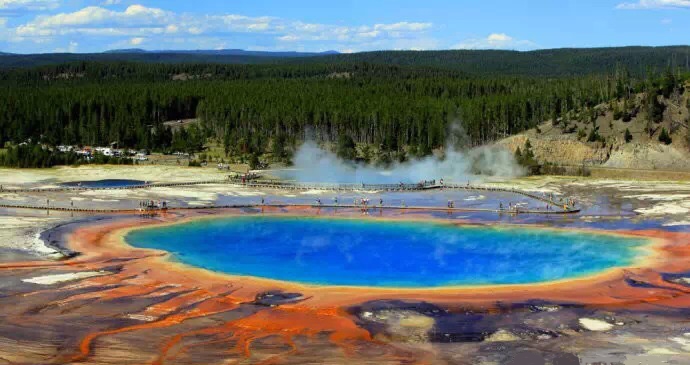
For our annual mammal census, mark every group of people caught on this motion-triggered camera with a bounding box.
[398,178,444,189]
[234,172,259,185]
[541,193,577,210]
[311,197,385,208]
[418,179,441,187]
[356,197,371,206]
[138,200,167,210]
[499,202,521,211]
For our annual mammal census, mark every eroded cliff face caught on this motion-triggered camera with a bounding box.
[497,86,690,171]
[499,135,607,167]
[499,135,690,170]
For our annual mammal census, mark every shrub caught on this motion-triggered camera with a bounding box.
[624,128,633,143]
[659,128,672,145]
[587,128,603,143]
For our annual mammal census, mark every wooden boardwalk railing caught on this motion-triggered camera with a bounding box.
[0,178,579,214]
[0,203,580,215]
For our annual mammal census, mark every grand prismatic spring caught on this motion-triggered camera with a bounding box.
[125,216,649,287]
[3,166,690,365]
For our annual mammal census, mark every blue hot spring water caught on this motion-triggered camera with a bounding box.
[61,179,146,188]
[125,216,649,288]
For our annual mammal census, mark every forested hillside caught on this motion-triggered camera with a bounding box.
[0,63,627,150]
[0,50,337,69]
[0,51,688,168]
[302,46,690,77]
[2,46,689,77]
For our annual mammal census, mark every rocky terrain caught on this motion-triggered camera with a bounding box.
[498,82,690,172]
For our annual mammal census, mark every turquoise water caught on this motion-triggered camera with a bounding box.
[125,216,649,288]
[61,179,145,188]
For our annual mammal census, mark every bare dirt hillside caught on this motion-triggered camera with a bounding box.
[498,82,690,171]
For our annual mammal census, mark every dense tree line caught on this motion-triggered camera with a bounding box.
[0,61,686,164]
[0,61,464,84]
[304,46,690,77]
[2,46,689,77]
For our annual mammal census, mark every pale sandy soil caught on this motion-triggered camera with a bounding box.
[579,318,614,332]
[0,215,64,257]
[499,176,690,218]
[22,271,106,285]
[0,165,229,188]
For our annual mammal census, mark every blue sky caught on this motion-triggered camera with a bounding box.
[0,0,688,53]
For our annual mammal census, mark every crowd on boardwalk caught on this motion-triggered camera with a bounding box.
[0,175,579,215]
[138,200,168,211]
[287,191,575,215]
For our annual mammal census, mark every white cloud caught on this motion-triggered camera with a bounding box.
[129,36,144,45]
[487,33,512,42]
[0,0,58,11]
[35,5,170,28]
[277,34,299,42]
[374,22,432,32]
[616,0,690,9]
[7,4,435,52]
[53,40,78,53]
[16,5,174,37]
[101,0,121,5]
[454,33,535,50]
[274,21,432,44]
[0,16,13,41]
[16,5,295,39]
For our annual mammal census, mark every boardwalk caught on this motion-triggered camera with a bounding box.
[0,178,580,215]
[0,203,579,215]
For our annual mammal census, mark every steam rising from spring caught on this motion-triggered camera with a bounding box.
[278,124,524,183]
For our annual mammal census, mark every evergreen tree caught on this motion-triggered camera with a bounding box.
[659,128,672,145]
[624,128,633,143]
[336,135,356,161]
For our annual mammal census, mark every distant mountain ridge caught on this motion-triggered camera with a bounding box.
[104,48,340,57]
[303,46,690,77]
[103,48,147,54]
[0,46,688,77]
[0,48,341,69]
